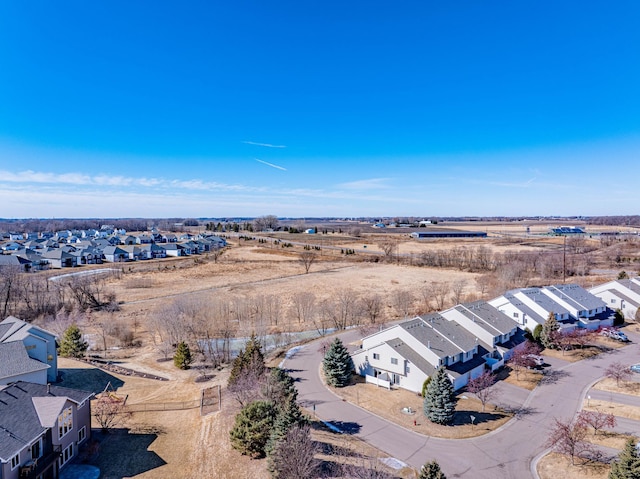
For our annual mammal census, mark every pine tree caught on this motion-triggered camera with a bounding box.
[541,312,560,349]
[419,460,447,479]
[322,338,354,387]
[58,324,88,358]
[609,438,640,479]
[228,334,266,388]
[423,368,457,425]
[266,397,308,457]
[263,367,297,407]
[173,341,193,370]
[230,400,278,457]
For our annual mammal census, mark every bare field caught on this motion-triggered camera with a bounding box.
[52,223,638,479]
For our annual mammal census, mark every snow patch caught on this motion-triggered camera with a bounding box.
[379,457,408,470]
[279,345,304,368]
[322,421,343,434]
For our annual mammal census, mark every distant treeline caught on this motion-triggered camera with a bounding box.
[0,218,201,233]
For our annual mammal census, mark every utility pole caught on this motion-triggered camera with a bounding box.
[563,236,567,283]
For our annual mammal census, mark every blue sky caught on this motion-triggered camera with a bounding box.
[1,1,639,218]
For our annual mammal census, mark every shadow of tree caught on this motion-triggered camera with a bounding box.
[451,410,506,426]
[87,429,166,478]
[539,369,571,385]
[57,368,125,394]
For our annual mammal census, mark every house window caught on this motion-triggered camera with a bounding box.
[611,299,617,304]
[513,312,519,318]
[31,438,43,459]
[59,444,73,468]
[406,366,411,373]
[373,353,380,360]
[78,426,86,444]
[11,453,19,470]
[391,357,398,365]
[58,407,73,439]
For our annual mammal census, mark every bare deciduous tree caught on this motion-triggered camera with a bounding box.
[289,292,316,324]
[268,425,320,479]
[467,371,497,412]
[546,417,596,465]
[377,239,399,262]
[508,341,541,380]
[451,280,467,305]
[92,393,131,432]
[299,251,317,274]
[360,294,383,324]
[577,410,616,436]
[392,290,414,319]
[605,361,632,387]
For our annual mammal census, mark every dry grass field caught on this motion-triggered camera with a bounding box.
[41,221,640,478]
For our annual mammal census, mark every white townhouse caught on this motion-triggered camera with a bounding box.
[489,284,611,333]
[352,306,516,393]
[590,278,640,321]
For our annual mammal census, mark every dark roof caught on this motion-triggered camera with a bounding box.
[0,381,93,460]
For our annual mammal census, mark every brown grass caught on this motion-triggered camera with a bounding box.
[537,452,609,479]
[328,374,511,439]
[583,400,640,421]
[593,377,640,396]
[499,366,543,390]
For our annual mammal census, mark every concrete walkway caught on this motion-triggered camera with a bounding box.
[284,328,640,479]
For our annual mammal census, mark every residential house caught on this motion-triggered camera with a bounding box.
[102,246,129,263]
[590,278,640,321]
[0,317,58,384]
[0,255,32,272]
[352,313,492,392]
[440,300,522,366]
[0,381,93,479]
[489,284,611,332]
[40,250,78,269]
[121,245,150,261]
[0,342,50,385]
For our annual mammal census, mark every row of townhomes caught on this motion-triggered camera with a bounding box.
[352,283,618,393]
[0,317,93,479]
[0,228,227,271]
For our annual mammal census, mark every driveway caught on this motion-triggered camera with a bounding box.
[284,329,640,479]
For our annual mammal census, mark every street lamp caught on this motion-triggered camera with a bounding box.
[587,395,591,407]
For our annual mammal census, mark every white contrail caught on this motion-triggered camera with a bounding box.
[255,159,287,171]
[243,141,286,148]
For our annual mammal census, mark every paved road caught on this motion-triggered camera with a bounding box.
[284,328,640,479]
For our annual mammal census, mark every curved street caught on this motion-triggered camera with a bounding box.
[283,328,640,479]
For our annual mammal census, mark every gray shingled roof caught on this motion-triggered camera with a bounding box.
[0,342,49,381]
[546,284,606,312]
[520,288,571,316]
[402,314,481,358]
[384,339,436,378]
[502,292,546,325]
[454,301,515,335]
[0,382,93,461]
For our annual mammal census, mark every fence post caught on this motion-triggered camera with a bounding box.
[218,385,222,411]
[200,389,204,416]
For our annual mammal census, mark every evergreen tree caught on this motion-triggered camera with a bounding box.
[540,312,560,349]
[322,338,354,387]
[58,324,88,358]
[423,368,457,425]
[419,460,447,479]
[228,334,266,388]
[266,397,308,456]
[609,438,640,479]
[173,341,193,370]
[263,367,297,407]
[230,400,278,457]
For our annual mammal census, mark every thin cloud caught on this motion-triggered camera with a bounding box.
[255,159,287,171]
[243,141,286,148]
[337,178,390,190]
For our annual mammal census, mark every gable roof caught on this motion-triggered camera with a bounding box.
[544,284,606,312]
[0,316,56,343]
[0,381,93,461]
[450,301,516,335]
[0,341,49,381]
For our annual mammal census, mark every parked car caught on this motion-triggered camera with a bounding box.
[610,331,630,342]
[599,328,614,337]
[630,364,640,374]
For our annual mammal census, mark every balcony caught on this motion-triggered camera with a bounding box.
[19,445,61,479]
